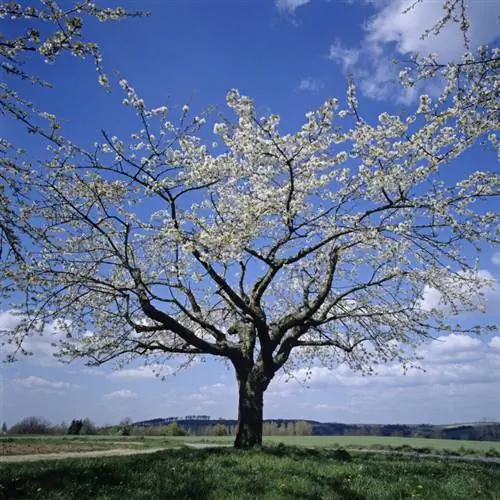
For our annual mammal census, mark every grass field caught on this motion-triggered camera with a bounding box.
[166,435,500,454]
[1,446,499,499]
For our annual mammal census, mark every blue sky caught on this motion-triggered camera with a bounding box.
[1,0,500,428]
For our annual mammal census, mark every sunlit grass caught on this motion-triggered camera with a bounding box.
[1,446,499,499]
[166,434,500,454]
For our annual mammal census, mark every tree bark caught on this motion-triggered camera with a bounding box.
[234,372,265,449]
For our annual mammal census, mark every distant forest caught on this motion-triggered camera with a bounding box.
[132,418,500,441]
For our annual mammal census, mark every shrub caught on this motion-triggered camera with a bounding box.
[162,422,187,436]
[8,416,52,435]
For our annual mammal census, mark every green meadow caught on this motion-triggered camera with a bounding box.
[1,446,500,500]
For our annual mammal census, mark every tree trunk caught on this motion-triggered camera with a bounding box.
[234,374,264,449]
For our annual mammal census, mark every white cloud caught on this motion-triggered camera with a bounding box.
[492,252,500,266]
[328,41,360,71]
[314,403,333,410]
[268,334,499,395]
[103,389,137,400]
[184,382,233,406]
[187,393,210,402]
[419,269,499,314]
[489,337,500,350]
[187,395,218,406]
[0,310,19,331]
[66,367,106,376]
[211,382,228,390]
[365,0,499,61]
[313,403,351,412]
[275,0,312,14]
[430,333,482,353]
[330,0,500,101]
[297,77,324,93]
[107,363,172,380]
[10,376,81,393]
[0,311,68,366]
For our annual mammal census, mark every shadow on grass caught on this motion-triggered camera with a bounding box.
[0,450,211,500]
[261,444,353,461]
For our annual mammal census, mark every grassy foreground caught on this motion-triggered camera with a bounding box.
[1,446,499,500]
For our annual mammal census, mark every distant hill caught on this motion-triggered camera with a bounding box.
[132,417,500,441]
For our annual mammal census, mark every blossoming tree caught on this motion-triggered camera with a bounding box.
[6,77,497,446]
[1,1,499,448]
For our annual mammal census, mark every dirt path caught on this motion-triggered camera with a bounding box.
[0,443,232,464]
[1,443,498,465]
[0,447,168,463]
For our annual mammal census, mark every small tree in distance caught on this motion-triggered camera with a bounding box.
[118,418,132,436]
[294,421,313,436]
[81,418,97,435]
[209,424,229,436]
[8,416,52,435]
[162,422,187,436]
[68,419,83,435]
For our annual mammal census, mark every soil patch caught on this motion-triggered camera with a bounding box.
[0,442,115,456]
[0,447,167,463]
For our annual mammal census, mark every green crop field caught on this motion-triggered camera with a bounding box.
[1,446,499,499]
[165,435,500,454]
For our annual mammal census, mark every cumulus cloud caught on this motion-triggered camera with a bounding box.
[429,333,482,353]
[103,389,137,400]
[329,0,500,101]
[186,394,218,405]
[419,269,499,314]
[107,363,172,380]
[0,310,19,331]
[489,337,500,350]
[297,77,324,93]
[328,41,361,71]
[184,382,233,407]
[268,334,499,394]
[313,403,353,413]
[10,376,81,393]
[275,0,312,14]
[365,0,499,61]
[0,311,71,366]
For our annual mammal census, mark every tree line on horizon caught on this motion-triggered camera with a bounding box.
[3,416,500,441]
[0,416,313,437]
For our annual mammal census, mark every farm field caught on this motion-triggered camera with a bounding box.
[1,446,499,499]
[0,436,176,457]
[167,435,500,454]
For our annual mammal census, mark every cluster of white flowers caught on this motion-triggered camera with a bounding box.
[119,79,145,110]
[10,74,494,372]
